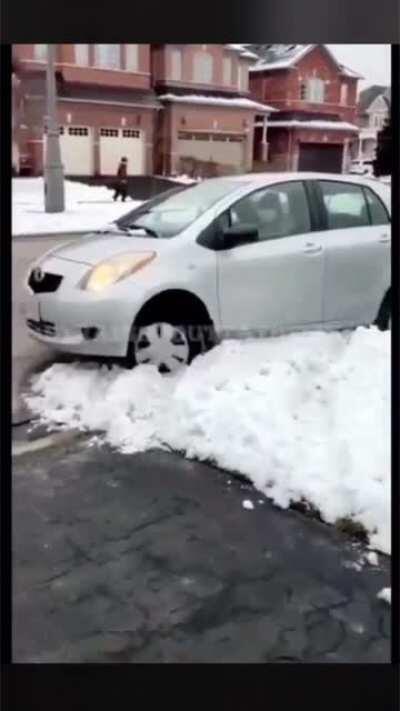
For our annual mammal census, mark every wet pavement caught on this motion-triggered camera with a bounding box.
[13,440,391,663]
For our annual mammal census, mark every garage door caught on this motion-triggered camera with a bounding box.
[298,143,343,173]
[44,126,94,176]
[99,128,145,176]
[177,132,245,169]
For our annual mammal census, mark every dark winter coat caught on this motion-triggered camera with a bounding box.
[117,162,128,183]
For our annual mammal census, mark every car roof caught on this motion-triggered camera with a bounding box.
[221,171,384,187]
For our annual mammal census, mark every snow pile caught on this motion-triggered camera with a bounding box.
[12,178,142,236]
[377,587,391,604]
[168,175,201,185]
[25,327,390,554]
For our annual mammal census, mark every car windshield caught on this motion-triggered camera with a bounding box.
[114,178,246,238]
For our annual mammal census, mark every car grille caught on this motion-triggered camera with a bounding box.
[28,271,63,294]
[26,318,56,337]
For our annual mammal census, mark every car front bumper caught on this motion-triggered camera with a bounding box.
[25,257,141,359]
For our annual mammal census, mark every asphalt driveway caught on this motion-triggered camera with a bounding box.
[13,440,391,663]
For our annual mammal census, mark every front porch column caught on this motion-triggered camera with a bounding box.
[342,138,350,173]
[261,115,268,162]
[357,137,363,161]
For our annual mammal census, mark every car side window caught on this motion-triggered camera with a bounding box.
[364,187,390,225]
[319,181,369,230]
[228,181,311,242]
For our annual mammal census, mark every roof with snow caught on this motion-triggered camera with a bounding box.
[259,119,360,132]
[358,85,391,112]
[159,93,276,113]
[225,44,259,61]
[248,44,363,79]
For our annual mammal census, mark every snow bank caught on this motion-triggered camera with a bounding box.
[12,178,142,235]
[25,327,391,554]
[168,175,201,185]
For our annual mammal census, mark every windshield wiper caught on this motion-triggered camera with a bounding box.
[119,223,159,238]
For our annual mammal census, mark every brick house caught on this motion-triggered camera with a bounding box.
[351,85,391,163]
[150,44,273,176]
[248,44,361,173]
[12,44,274,178]
[12,44,161,176]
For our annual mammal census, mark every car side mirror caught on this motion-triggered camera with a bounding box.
[222,223,259,249]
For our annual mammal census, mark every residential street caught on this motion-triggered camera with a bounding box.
[13,440,391,663]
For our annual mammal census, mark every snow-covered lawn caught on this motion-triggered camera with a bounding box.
[25,326,391,555]
[12,178,143,236]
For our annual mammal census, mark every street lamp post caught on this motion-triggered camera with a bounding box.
[44,44,65,212]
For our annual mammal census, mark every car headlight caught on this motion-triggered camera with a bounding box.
[81,251,156,292]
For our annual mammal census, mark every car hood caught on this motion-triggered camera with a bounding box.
[48,231,173,266]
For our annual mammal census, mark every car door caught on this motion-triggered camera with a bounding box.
[312,179,390,327]
[216,180,325,336]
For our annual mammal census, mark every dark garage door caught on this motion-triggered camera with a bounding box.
[298,143,343,173]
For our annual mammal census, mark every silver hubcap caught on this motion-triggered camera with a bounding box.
[134,322,190,374]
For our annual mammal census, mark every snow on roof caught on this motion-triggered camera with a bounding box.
[225,44,259,60]
[159,93,275,113]
[258,119,360,132]
[340,64,364,79]
[250,44,361,80]
[250,44,314,72]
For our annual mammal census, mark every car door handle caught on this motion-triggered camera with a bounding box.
[379,234,390,243]
[304,243,322,254]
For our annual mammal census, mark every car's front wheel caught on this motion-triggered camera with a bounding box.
[127,317,213,373]
[133,321,191,374]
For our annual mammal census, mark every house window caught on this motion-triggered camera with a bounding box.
[171,48,182,80]
[300,78,325,103]
[194,52,213,83]
[68,127,89,136]
[100,128,119,137]
[340,83,348,105]
[94,45,121,69]
[238,65,248,92]
[223,57,232,85]
[75,44,89,66]
[126,45,139,71]
[34,45,47,61]
[122,129,140,138]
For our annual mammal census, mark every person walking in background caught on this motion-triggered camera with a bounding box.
[113,157,128,201]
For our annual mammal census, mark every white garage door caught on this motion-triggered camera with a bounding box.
[99,128,145,176]
[177,132,245,169]
[44,126,94,176]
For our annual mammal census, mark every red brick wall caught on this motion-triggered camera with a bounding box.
[19,98,157,175]
[152,44,250,95]
[250,46,358,122]
[266,125,356,171]
[166,103,255,173]
[13,44,151,90]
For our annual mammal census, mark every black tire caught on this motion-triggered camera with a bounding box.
[375,291,391,331]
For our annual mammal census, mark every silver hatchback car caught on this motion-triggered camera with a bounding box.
[26,173,391,373]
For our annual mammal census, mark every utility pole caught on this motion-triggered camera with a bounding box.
[44,44,65,212]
